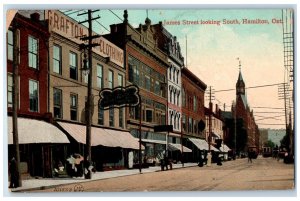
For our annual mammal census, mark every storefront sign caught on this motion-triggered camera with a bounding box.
[45,10,124,67]
[99,85,140,109]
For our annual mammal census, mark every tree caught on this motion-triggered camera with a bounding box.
[264,140,275,148]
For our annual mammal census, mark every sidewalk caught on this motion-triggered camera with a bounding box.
[10,163,198,192]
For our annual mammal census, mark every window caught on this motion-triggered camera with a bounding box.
[118,74,123,87]
[144,75,150,91]
[28,36,38,69]
[70,94,77,121]
[193,96,197,112]
[177,70,179,84]
[97,64,103,88]
[170,89,172,103]
[53,45,62,74]
[119,108,123,128]
[146,109,153,123]
[129,105,140,120]
[7,30,13,61]
[174,115,177,129]
[53,88,62,118]
[69,52,77,80]
[169,66,172,80]
[108,70,114,89]
[109,107,114,127]
[7,74,13,107]
[182,115,186,132]
[188,117,193,133]
[154,80,160,95]
[174,91,176,105]
[29,80,38,112]
[98,105,104,125]
[182,88,186,107]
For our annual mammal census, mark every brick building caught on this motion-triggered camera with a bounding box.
[7,12,69,177]
[104,12,172,165]
[235,68,259,152]
[181,67,207,162]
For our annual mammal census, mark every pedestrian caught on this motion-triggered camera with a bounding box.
[248,150,252,163]
[9,157,19,188]
[198,153,204,167]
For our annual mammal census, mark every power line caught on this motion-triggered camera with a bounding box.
[95,19,110,33]
[252,106,285,110]
[109,10,123,22]
[214,82,285,93]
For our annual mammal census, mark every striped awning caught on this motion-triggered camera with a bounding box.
[188,138,219,152]
[57,121,142,150]
[7,117,69,144]
[168,143,192,153]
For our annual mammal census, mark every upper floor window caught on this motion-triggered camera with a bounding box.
[109,107,114,127]
[53,45,62,74]
[182,88,186,107]
[70,94,78,121]
[28,36,38,69]
[7,74,13,107]
[98,105,104,125]
[97,64,103,89]
[29,79,39,112]
[118,74,123,87]
[193,96,197,112]
[108,70,114,89]
[7,30,13,61]
[69,52,78,80]
[53,88,62,118]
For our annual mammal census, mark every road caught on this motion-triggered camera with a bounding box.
[34,156,294,192]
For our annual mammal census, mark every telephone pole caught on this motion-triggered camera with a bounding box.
[78,10,100,179]
[12,19,22,187]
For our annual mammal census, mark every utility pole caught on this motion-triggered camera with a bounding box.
[207,86,213,166]
[78,10,100,179]
[12,19,22,187]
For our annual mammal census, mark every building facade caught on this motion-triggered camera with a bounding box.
[181,67,207,162]
[45,10,139,171]
[235,68,259,151]
[6,12,70,178]
[104,12,170,165]
[152,22,185,149]
[205,104,224,146]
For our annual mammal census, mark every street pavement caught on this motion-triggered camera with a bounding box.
[8,162,198,192]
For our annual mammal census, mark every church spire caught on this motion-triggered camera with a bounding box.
[236,58,245,95]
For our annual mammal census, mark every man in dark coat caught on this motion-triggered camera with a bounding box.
[9,157,19,188]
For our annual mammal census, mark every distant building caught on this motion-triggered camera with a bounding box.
[234,67,259,151]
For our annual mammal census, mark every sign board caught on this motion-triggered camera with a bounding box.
[154,125,173,133]
[45,10,124,67]
[99,85,140,109]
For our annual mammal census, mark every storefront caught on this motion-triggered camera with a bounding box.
[7,117,70,178]
[57,121,142,171]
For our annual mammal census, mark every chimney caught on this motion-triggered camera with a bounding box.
[110,24,117,33]
[30,13,40,22]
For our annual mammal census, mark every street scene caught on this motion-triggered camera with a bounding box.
[29,156,294,192]
[5,7,295,195]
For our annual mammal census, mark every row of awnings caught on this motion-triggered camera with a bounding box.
[57,121,141,150]
[7,117,231,153]
[7,117,141,150]
[188,138,231,152]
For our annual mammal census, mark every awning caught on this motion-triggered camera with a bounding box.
[188,138,219,152]
[168,143,192,153]
[7,117,70,144]
[57,121,142,150]
[219,144,231,152]
[141,139,166,145]
[212,132,221,139]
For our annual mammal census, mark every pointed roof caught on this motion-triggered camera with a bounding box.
[236,69,245,87]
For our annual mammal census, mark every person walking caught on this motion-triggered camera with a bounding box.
[9,157,19,188]
[248,150,252,163]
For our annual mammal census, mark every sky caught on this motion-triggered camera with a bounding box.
[65,8,292,130]
[2,4,295,132]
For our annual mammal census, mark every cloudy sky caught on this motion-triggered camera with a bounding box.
[67,8,289,129]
